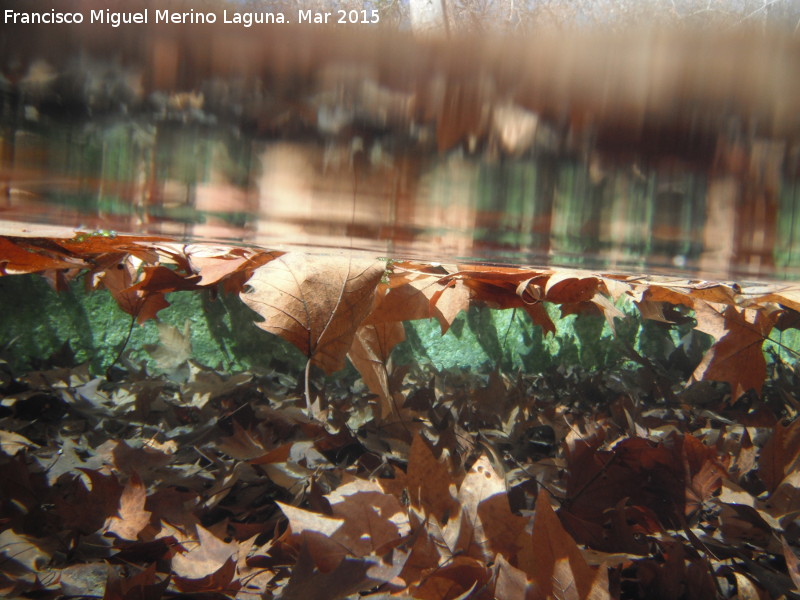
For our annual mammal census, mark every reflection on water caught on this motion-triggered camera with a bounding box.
[3,120,799,281]
[1,20,799,281]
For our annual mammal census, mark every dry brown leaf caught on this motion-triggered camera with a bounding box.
[733,571,768,600]
[782,537,800,592]
[757,418,800,495]
[545,272,600,304]
[767,470,800,517]
[0,430,38,456]
[326,480,410,557]
[757,286,800,313]
[347,322,406,418]
[144,321,192,372]
[241,253,384,374]
[364,276,452,331]
[171,524,239,583]
[494,554,529,600]
[447,455,524,562]
[520,490,609,600]
[429,279,472,333]
[105,473,152,541]
[277,501,348,570]
[635,300,674,323]
[411,555,488,600]
[691,302,780,398]
[401,435,458,524]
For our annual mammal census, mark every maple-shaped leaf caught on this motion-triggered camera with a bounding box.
[447,455,525,562]
[365,276,454,332]
[128,264,201,294]
[171,525,240,594]
[326,479,411,557]
[0,430,38,456]
[241,253,385,374]
[279,479,410,572]
[639,281,737,308]
[277,501,347,571]
[402,434,459,523]
[144,321,192,372]
[429,278,472,333]
[100,262,170,324]
[348,322,406,419]
[519,490,610,600]
[178,244,280,294]
[691,301,780,397]
[105,473,152,541]
[683,434,729,517]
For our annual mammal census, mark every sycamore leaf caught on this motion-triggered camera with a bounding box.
[364,276,451,331]
[403,434,459,523]
[240,254,385,374]
[635,300,674,323]
[756,286,800,313]
[520,490,610,600]
[447,455,524,562]
[691,302,780,397]
[412,555,488,600]
[171,525,239,593]
[347,322,406,418]
[184,244,280,289]
[590,292,625,335]
[429,279,472,333]
[100,262,170,324]
[144,321,192,372]
[54,468,124,536]
[326,479,410,557]
[277,501,348,571]
[105,473,152,541]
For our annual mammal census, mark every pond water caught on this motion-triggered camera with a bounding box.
[2,21,800,283]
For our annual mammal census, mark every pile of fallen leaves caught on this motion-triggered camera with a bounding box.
[1,232,800,599]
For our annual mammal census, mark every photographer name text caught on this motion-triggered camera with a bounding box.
[4,7,380,27]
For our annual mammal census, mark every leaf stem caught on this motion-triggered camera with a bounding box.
[305,358,313,418]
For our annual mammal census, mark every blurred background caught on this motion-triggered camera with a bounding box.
[2,0,800,280]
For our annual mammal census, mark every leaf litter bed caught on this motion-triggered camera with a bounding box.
[1,232,800,599]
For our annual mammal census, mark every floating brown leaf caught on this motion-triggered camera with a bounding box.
[691,302,780,398]
[241,253,384,374]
